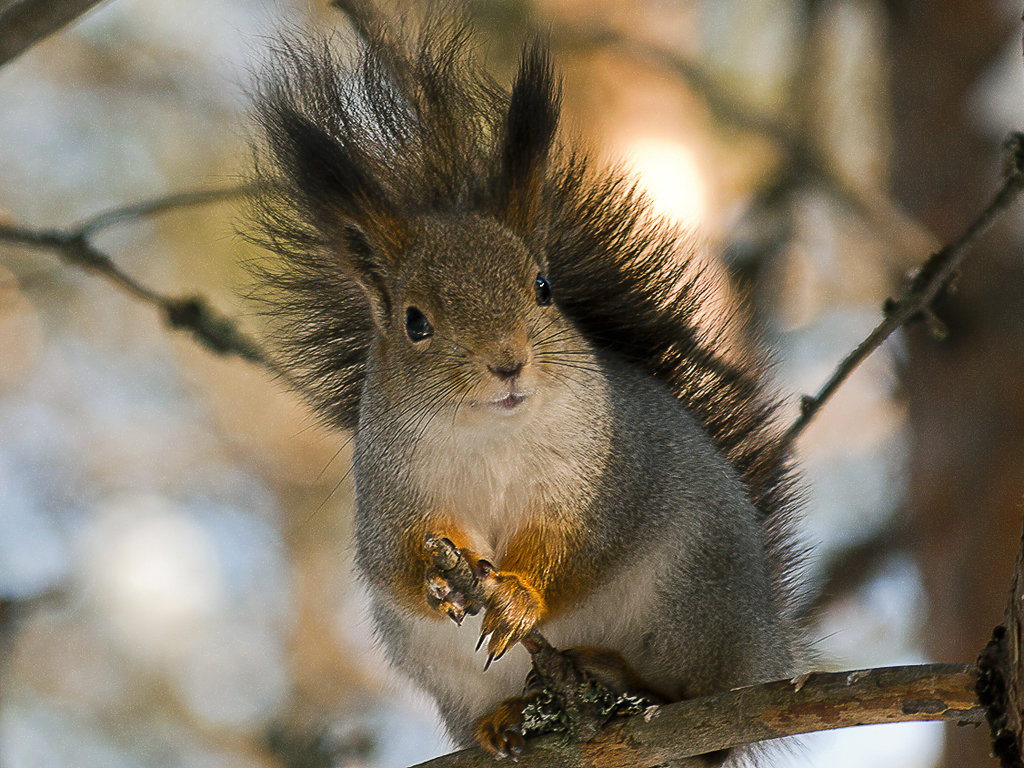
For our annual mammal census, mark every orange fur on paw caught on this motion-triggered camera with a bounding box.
[478,571,545,664]
[476,697,529,759]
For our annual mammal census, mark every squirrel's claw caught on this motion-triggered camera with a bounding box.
[442,601,466,625]
[478,571,543,663]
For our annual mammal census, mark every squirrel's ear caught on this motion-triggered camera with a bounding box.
[494,39,561,237]
[275,107,405,325]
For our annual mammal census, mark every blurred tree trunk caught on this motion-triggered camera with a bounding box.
[889,2,1024,766]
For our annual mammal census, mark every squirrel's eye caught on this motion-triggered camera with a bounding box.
[405,306,434,342]
[535,275,552,306]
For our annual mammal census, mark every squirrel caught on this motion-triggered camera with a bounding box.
[245,6,809,763]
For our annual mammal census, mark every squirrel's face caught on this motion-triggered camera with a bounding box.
[376,214,584,424]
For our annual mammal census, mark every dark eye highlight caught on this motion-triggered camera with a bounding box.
[405,306,433,342]
[535,274,552,306]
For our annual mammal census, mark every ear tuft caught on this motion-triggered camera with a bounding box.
[495,38,561,235]
[269,103,409,294]
[259,102,407,326]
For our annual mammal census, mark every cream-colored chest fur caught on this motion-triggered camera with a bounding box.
[392,374,680,726]
[407,381,608,565]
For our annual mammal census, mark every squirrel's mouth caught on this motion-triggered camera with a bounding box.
[475,391,532,412]
[493,393,528,409]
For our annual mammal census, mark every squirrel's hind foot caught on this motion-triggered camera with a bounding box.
[475,695,534,759]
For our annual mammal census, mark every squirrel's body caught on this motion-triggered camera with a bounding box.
[361,344,793,745]
[248,9,806,760]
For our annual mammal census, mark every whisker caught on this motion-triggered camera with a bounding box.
[532,325,575,348]
[535,364,603,377]
[315,435,355,482]
[535,348,598,356]
[450,378,477,425]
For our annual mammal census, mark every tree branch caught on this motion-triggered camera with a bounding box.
[774,132,1024,457]
[0,186,282,376]
[410,663,982,768]
[0,0,107,68]
[977,513,1024,767]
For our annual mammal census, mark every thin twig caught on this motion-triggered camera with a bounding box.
[775,132,1024,458]
[0,187,282,376]
[75,184,262,236]
[409,663,982,768]
[0,0,107,68]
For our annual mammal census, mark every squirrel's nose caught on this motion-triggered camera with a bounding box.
[487,361,524,380]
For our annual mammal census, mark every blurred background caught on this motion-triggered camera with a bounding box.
[0,0,1022,766]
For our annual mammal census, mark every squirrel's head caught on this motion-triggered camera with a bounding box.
[377,212,576,421]
[251,34,587,424]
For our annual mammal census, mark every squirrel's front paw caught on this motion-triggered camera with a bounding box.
[478,569,544,666]
[424,537,486,624]
[425,566,478,624]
